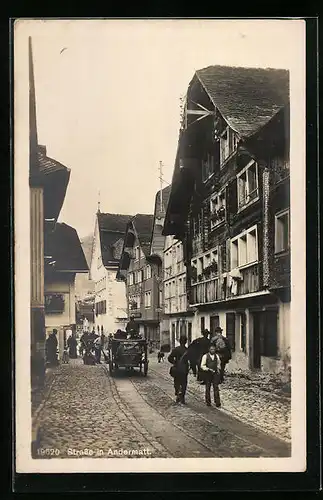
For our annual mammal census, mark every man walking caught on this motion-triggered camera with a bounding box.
[187,329,210,383]
[200,343,221,407]
[168,335,189,404]
[211,326,232,383]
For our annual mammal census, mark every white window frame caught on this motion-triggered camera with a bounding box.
[128,272,134,286]
[275,209,290,254]
[237,160,259,211]
[210,188,226,229]
[146,265,152,279]
[220,126,230,166]
[145,291,151,308]
[230,225,258,270]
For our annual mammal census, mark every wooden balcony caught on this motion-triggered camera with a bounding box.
[190,263,260,305]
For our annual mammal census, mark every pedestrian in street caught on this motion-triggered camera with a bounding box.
[45,329,59,366]
[67,331,78,359]
[168,335,190,404]
[200,343,221,407]
[187,329,210,383]
[211,326,232,383]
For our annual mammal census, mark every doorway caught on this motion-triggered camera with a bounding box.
[187,322,192,345]
[210,315,220,336]
[252,310,278,370]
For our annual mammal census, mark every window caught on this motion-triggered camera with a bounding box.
[275,210,290,253]
[220,127,230,164]
[128,273,134,285]
[134,246,141,261]
[145,291,151,308]
[237,160,259,209]
[202,154,215,182]
[210,190,226,228]
[45,293,65,314]
[136,270,142,283]
[146,265,152,279]
[231,225,258,269]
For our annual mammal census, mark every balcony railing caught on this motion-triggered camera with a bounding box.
[190,263,260,305]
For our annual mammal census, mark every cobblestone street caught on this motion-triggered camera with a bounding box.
[33,356,291,459]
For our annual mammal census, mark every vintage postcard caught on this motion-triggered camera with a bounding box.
[14,18,306,475]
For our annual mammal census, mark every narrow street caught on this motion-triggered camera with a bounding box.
[33,356,291,459]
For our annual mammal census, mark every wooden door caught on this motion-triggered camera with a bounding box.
[210,315,220,336]
[226,313,235,352]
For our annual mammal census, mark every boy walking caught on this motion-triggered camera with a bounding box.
[200,344,221,407]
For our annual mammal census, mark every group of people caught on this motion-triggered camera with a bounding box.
[44,316,143,368]
[167,326,232,407]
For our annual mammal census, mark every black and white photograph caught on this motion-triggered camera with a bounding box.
[14,18,306,474]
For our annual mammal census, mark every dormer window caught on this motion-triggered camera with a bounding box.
[220,126,239,166]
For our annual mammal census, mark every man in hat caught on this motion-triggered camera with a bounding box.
[200,343,222,407]
[168,335,190,404]
[45,329,58,366]
[187,329,210,383]
[211,326,232,383]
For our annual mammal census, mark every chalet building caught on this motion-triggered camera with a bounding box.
[147,186,171,344]
[44,218,88,358]
[89,212,132,334]
[117,209,164,342]
[163,65,290,374]
[163,236,193,347]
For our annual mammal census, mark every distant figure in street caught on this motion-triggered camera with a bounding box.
[157,351,165,362]
[45,329,59,366]
[67,331,78,359]
[126,316,140,338]
[200,343,221,407]
[80,330,90,356]
[211,326,232,383]
[187,329,210,383]
[168,335,190,404]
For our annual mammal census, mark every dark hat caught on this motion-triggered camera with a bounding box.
[179,335,187,344]
[214,326,223,332]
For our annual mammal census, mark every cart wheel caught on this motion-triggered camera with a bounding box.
[143,362,148,377]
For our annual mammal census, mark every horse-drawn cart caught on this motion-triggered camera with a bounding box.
[108,338,148,376]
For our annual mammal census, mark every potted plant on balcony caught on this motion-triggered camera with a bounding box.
[210,211,218,223]
[197,273,203,282]
[204,265,212,279]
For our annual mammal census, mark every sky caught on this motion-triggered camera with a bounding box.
[16,19,304,238]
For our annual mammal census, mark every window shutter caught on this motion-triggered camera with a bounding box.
[226,313,235,351]
[228,178,238,216]
[221,242,227,273]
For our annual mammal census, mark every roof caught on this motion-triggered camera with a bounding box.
[37,147,71,221]
[194,65,289,138]
[38,149,71,176]
[97,213,133,266]
[44,223,88,273]
[131,214,154,255]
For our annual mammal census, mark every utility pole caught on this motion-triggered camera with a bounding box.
[97,190,101,213]
[158,161,164,212]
